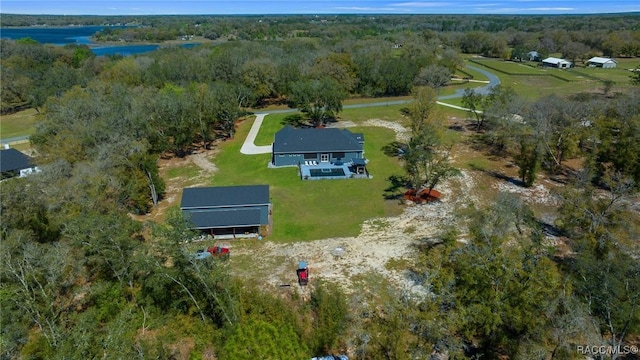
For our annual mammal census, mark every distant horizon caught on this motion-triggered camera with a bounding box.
[1,0,639,16]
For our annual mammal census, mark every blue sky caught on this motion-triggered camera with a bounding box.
[1,0,639,15]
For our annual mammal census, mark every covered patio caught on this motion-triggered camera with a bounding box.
[299,159,370,180]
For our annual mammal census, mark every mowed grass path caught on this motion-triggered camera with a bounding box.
[212,118,404,242]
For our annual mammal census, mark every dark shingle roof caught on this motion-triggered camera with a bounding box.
[180,185,270,209]
[184,208,262,229]
[273,126,363,154]
[0,149,32,173]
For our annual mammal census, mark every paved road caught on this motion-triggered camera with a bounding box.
[0,135,30,144]
[241,64,500,155]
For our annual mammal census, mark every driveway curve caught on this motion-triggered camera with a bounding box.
[241,64,500,155]
[240,113,272,154]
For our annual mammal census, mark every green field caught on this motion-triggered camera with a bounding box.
[458,63,491,81]
[470,57,640,86]
[465,60,638,99]
[572,67,637,83]
[474,59,543,75]
[0,108,39,140]
[210,119,405,242]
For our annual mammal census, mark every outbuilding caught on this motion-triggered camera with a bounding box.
[527,51,541,62]
[180,185,271,238]
[587,57,617,69]
[542,57,573,69]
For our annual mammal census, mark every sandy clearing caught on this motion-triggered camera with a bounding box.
[231,169,478,294]
[364,119,410,141]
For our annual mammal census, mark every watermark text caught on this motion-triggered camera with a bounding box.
[576,345,639,356]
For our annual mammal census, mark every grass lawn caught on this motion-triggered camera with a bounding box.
[467,61,606,98]
[254,114,290,146]
[166,164,202,179]
[343,95,412,105]
[340,103,409,124]
[473,59,543,75]
[572,67,636,84]
[0,108,39,140]
[459,63,490,82]
[211,119,404,242]
[615,58,640,70]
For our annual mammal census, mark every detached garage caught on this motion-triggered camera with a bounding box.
[180,185,271,238]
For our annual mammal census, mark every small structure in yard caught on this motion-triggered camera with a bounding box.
[542,57,573,69]
[0,148,41,179]
[180,185,272,238]
[404,188,441,204]
[297,261,309,286]
[586,57,617,69]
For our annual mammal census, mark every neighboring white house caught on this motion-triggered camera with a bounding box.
[587,57,617,69]
[542,57,573,69]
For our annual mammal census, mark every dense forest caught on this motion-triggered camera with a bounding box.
[1,13,640,359]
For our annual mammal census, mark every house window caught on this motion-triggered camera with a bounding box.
[320,153,329,162]
[332,152,345,159]
[304,153,317,160]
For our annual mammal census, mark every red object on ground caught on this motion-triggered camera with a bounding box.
[404,188,441,203]
[207,246,230,257]
[297,268,309,286]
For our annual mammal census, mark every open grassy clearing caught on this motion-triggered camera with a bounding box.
[470,58,640,94]
[615,57,640,69]
[253,113,289,146]
[471,58,588,81]
[466,61,606,98]
[343,95,412,105]
[0,108,39,139]
[572,67,636,84]
[211,120,404,242]
[474,59,543,75]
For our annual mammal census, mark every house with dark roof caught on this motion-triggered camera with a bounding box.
[180,185,271,238]
[271,126,369,180]
[0,148,40,179]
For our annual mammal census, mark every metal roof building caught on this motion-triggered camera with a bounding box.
[542,57,573,69]
[180,185,271,238]
[587,57,617,69]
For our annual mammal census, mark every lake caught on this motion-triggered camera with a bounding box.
[0,26,198,56]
